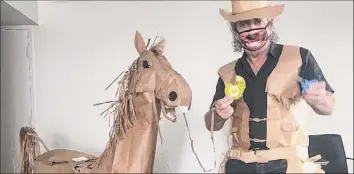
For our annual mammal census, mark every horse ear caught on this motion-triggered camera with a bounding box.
[135,31,146,55]
[152,39,165,55]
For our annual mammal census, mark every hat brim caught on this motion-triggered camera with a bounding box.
[219,4,285,22]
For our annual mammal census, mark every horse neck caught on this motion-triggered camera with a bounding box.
[93,93,160,172]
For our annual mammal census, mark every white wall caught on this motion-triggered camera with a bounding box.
[33,1,353,172]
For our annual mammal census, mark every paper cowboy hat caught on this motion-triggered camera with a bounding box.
[219,0,285,22]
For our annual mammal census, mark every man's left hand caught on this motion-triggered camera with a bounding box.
[303,81,327,105]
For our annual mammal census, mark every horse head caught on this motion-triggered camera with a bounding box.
[91,31,193,172]
[133,31,192,122]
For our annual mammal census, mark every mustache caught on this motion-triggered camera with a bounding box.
[247,34,262,40]
[240,30,267,42]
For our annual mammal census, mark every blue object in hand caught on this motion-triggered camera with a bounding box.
[298,77,318,95]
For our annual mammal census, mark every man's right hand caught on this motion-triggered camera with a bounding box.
[215,96,234,119]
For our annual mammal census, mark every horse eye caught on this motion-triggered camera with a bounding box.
[168,91,177,101]
[142,60,150,68]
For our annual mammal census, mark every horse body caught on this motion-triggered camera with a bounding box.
[19,31,192,173]
[101,93,161,173]
[110,112,159,173]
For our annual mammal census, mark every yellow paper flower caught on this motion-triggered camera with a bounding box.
[224,75,246,100]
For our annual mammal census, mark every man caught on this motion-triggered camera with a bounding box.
[204,1,335,173]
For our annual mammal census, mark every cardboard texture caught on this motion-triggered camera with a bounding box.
[214,45,324,173]
[19,31,192,173]
[219,1,285,22]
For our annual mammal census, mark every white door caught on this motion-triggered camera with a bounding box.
[1,28,33,173]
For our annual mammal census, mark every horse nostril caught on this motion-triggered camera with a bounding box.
[168,91,177,101]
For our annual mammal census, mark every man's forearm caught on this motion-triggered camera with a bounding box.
[204,110,227,131]
[310,91,335,115]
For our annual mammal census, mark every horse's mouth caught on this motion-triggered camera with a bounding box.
[163,105,190,122]
[164,106,177,122]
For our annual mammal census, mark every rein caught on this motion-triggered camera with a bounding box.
[155,72,217,173]
[182,112,217,172]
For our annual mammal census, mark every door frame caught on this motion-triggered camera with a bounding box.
[1,25,37,128]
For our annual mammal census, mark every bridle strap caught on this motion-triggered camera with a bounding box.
[183,112,217,172]
[155,69,179,122]
[153,69,217,172]
[152,93,173,172]
[155,70,177,96]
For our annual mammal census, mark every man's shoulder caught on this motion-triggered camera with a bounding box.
[220,59,239,69]
[278,43,311,53]
[278,43,302,50]
[217,59,240,76]
[276,43,313,62]
[278,44,316,68]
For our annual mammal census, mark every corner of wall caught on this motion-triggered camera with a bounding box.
[4,1,39,25]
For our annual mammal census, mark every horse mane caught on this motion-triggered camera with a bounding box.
[93,34,163,167]
[92,60,138,165]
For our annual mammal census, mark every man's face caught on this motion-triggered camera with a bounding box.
[234,18,271,52]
